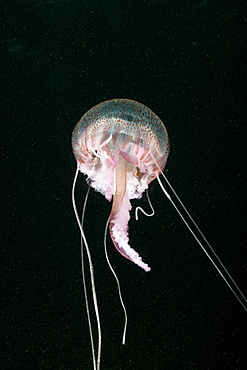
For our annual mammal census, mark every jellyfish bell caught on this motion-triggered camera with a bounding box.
[72,99,170,271]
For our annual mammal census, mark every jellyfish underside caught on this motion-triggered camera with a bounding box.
[75,126,167,272]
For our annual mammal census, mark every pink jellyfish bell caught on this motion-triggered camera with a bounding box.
[72,98,170,271]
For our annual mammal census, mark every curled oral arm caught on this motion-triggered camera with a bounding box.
[109,154,151,272]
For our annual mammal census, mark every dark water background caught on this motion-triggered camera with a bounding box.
[1,0,246,369]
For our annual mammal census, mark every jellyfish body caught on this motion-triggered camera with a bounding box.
[72,99,169,271]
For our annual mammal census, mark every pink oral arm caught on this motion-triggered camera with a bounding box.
[109,154,151,272]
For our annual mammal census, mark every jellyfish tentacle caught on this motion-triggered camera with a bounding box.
[135,189,155,221]
[109,154,151,272]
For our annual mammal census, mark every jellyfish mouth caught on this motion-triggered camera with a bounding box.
[109,154,151,272]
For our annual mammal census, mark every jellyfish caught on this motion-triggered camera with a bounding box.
[71,99,246,370]
[72,99,169,272]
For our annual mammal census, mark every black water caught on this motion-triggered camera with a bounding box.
[1,0,246,369]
